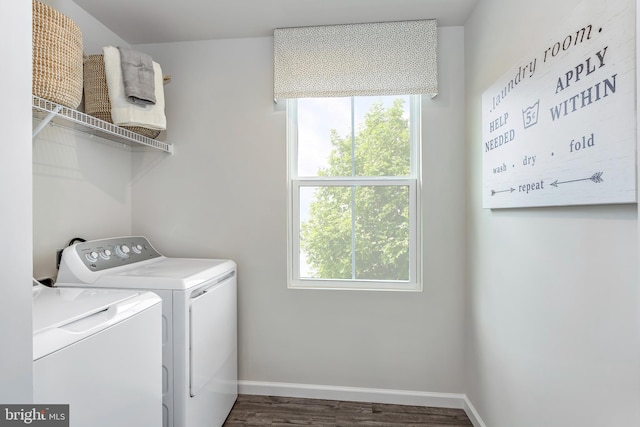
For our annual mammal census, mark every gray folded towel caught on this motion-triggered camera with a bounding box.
[118,46,156,106]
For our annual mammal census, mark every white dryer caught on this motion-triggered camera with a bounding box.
[33,282,162,427]
[56,236,238,427]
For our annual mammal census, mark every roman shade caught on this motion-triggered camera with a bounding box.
[273,19,438,99]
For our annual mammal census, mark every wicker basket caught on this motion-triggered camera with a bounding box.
[32,0,83,109]
[83,54,161,139]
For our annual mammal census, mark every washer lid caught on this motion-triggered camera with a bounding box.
[32,284,161,360]
[91,258,236,290]
[33,285,143,334]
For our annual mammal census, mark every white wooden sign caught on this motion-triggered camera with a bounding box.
[482,0,636,208]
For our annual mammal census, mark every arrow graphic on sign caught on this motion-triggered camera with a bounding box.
[550,172,604,187]
[491,187,515,196]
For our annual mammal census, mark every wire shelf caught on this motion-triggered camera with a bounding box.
[32,95,173,154]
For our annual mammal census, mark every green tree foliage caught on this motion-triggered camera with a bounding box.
[301,99,411,281]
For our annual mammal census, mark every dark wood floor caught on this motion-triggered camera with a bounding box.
[223,394,473,426]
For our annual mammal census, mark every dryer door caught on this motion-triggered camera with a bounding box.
[189,271,236,397]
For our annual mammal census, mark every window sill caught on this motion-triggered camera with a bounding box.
[288,279,422,292]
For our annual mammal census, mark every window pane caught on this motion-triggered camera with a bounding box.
[299,185,410,281]
[297,96,411,178]
[355,186,410,281]
[297,97,352,177]
[353,96,411,177]
[299,186,352,279]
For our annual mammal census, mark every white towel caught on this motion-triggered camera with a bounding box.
[102,46,166,130]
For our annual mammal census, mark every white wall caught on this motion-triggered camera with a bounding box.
[464,0,640,426]
[33,0,133,280]
[132,27,467,395]
[41,0,129,53]
[32,128,134,279]
[0,0,33,402]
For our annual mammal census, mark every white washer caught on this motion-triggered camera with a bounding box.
[56,236,238,427]
[33,282,162,427]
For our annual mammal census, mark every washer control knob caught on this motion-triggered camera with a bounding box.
[85,251,98,263]
[132,244,143,254]
[114,245,131,259]
[99,249,112,260]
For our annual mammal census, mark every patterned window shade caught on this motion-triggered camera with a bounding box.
[273,20,437,99]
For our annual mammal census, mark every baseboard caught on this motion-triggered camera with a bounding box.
[463,395,488,427]
[238,380,487,427]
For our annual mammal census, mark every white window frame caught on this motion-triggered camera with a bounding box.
[286,95,422,291]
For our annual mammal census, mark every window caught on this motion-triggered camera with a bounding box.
[287,95,421,291]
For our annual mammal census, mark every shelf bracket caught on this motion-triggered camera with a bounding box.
[32,104,62,139]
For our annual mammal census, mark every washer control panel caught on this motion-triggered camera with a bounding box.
[71,236,162,271]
